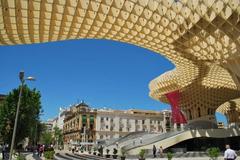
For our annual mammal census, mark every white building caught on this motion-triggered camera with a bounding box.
[46,107,69,132]
[95,108,171,141]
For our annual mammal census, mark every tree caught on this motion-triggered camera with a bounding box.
[0,85,42,147]
[207,147,220,160]
[53,126,63,147]
[41,132,53,145]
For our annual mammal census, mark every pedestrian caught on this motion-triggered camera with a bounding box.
[39,145,44,157]
[37,144,40,157]
[72,145,75,154]
[159,146,164,158]
[140,137,142,144]
[224,144,237,160]
[153,145,157,158]
[2,143,6,160]
[100,145,103,157]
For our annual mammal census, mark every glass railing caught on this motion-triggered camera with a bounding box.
[105,131,147,147]
[124,130,186,150]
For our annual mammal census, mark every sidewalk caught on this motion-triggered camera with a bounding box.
[0,152,45,160]
[25,153,45,160]
[126,158,238,160]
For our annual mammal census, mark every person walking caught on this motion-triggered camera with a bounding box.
[159,146,164,158]
[224,144,237,160]
[39,145,44,157]
[71,145,75,154]
[153,145,157,158]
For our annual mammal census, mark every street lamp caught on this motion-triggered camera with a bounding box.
[9,71,35,160]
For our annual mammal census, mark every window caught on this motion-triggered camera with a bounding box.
[106,125,108,129]
[106,117,109,121]
[142,120,145,124]
[82,115,87,124]
[110,126,114,131]
[90,115,94,123]
[101,117,104,122]
[135,120,138,124]
[119,127,122,132]
[158,121,160,124]
[150,120,153,124]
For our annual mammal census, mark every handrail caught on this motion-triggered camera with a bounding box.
[124,130,186,150]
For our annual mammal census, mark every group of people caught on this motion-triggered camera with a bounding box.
[152,145,164,158]
[152,144,238,160]
[37,144,44,157]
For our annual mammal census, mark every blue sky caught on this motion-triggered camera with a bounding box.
[0,39,226,123]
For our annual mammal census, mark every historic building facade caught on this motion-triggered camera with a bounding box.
[63,102,97,149]
[63,102,171,147]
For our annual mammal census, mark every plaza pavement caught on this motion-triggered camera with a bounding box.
[1,151,239,160]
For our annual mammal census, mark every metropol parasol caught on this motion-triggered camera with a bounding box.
[0,0,240,128]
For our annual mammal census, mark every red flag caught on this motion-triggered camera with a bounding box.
[165,90,187,124]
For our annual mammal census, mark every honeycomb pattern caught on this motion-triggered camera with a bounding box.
[1,0,240,123]
[216,98,240,123]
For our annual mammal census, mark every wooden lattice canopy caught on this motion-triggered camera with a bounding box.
[1,0,240,123]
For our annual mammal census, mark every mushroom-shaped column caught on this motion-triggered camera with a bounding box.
[217,99,240,128]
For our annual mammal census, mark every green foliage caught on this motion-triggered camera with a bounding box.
[121,147,126,156]
[0,85,42,145]
[113,148,118,155]
[139,149,145,158]
[207,147,220,160]
[167,152,173,160]
[93,146,97,151]
[80,146,84,152]
[53,126,63,146]
[16,154,26,160]
[106,149,110,154]
[41,132,53,145]
[44,150,55,160]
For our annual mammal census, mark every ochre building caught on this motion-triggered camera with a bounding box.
[1,0,240,127]
[63,102,97,149]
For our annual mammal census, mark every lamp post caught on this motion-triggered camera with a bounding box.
[9,71,35,160]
